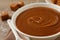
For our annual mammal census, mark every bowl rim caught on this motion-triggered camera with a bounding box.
[11,3,60,38]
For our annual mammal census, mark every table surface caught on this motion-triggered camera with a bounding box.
[0,0,60,40]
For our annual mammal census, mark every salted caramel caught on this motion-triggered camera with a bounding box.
[16,7,60,36]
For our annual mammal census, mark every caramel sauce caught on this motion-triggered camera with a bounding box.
[16,7,60,36]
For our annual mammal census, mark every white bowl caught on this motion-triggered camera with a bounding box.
[8,3,60,40]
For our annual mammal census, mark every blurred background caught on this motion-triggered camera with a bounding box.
[0,0,60,40]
